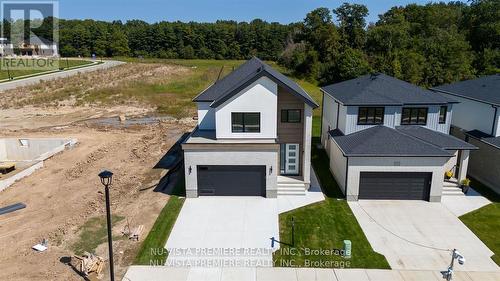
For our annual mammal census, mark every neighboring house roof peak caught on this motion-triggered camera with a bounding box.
[321,73,456,106]
[431,74,500,106]
[193,57,319,108]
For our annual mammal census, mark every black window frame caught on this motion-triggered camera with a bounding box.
[357,107,385,125]
[281,109,301,123]
[401,107,428,125]
[231,112,261,133]
[439,106,447,124]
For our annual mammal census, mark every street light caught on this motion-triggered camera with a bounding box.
[98,170,115,281]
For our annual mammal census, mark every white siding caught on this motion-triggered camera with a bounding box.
[303,104,313,187]
[344,106,398,135]
[338,104,347,134]
[346,156,449,202]
[196,102,215,130]
[215,77,278,139]
[328,138,347,194]
[343,105,451,135]
[443,95,497,135]
[321,93,337,149]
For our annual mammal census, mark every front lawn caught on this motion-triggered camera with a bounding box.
[134,173,186,265]
[460,178,500,265]
[273,135,390,269]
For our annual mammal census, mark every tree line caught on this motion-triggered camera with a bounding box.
[29,0,500,86]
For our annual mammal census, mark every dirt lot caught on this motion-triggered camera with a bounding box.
[0,62,196,280]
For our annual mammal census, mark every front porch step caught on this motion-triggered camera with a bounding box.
[442,186,465,196]
[277,182,306,196]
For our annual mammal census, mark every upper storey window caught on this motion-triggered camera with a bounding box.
[357,107,384,125]
[401,108,428,125]
[231,112,260,133]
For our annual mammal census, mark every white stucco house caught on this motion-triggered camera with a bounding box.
[182,57,319,198]
[432,74,500,194]
[320,73,477,202]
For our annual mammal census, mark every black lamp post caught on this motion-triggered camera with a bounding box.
[98,170,115,281]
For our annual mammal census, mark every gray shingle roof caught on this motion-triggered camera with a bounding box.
[432,75,500,106]
[321,73,457,106]
[396,126,477,150]
[193,57,319,108]
[466,130,500,149]
[331,126,453,157]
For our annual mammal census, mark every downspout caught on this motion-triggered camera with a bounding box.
[335,101,340,130]
[320,91,325,141]
[491,106,498,136]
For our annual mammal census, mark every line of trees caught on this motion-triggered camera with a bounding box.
[53,0,498,87]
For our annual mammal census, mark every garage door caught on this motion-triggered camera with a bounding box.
[197,165,266,196]
[359,172,432,200]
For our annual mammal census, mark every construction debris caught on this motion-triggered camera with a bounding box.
[73,252,105,277]
[129,225,144,241]
[32,239,48,252]
[0,202,26,215]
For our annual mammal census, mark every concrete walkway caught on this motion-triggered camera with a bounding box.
[441,188,491,217]
[348,200,498,271]
[123,266,500,281]
[278,167,325,214]
[0,60,124,92]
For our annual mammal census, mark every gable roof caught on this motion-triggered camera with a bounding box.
[396,126,477,150]
[193,57,319,108]
[321,73,457,106]
[330,126,453,157]
[431,75,500,106]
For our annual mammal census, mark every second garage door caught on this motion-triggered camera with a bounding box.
[197,165,266,196]
[359,172,432,200]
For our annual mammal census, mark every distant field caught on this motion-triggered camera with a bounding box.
[106,58,323,118]
[0,58,93,80]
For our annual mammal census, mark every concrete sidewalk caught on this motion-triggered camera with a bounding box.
[122,266,500,281]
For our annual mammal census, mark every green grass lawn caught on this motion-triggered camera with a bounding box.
[134,173,186,265]
[0,58,93,80]
[460,178,500,265]
[273,119,390,268]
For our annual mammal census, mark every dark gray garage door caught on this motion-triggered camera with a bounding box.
[197,165,266,196]
[359,172,432,200]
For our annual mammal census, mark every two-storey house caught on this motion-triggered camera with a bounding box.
[320,73,476,202]
[432,74,500,194]
[182,57,319,198]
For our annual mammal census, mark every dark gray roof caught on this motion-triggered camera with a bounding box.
[321,73,457,106]
[432,75,500,106]
[193,57,319,108]
[331,126,453,157]
[396,126,477,150]
[466,130,500,149]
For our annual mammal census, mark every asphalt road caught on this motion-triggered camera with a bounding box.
[0,60,125,92]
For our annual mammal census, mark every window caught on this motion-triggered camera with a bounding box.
[401,107,428,125]
[357,107,384,125]
[439,106,447,124]
[281,109,301,123]
[231,112,260,133]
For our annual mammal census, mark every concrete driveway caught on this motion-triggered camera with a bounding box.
[165,197,279,267]
[348,201,499,271]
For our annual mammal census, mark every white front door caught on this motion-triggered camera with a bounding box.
[285,144,299,175]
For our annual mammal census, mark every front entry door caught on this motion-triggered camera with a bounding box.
[285,144,299,175]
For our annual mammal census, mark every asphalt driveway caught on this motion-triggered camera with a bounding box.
[348,200,499,271]
[165,197,279,267]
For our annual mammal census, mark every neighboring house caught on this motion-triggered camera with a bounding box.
[182,57,319,198]
[320,73,476,202]
[17,36,58,57]
[432,74,500,194]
